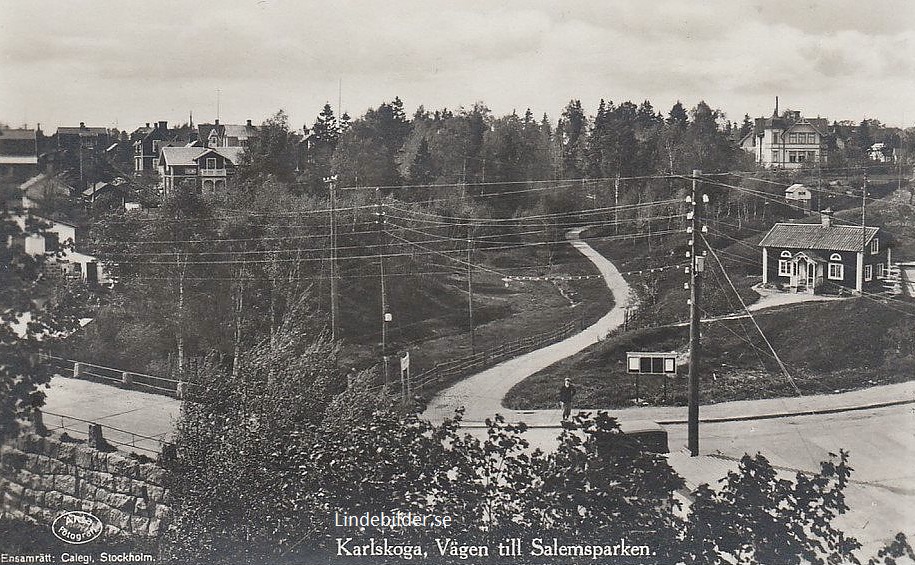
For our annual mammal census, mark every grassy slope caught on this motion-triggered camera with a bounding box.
[337,238,613,389]
[506,187,915,409]
[506,292,915,410]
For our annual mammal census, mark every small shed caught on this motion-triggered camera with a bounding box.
[784,183,812,211]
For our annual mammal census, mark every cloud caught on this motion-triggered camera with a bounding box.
[0,1,912,129]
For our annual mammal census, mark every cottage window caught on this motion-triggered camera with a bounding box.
[829,253,842,261]
[870,238,879,254]
[864,264,873,281]
[205,158,217,170]
[876,263,884,278]
[771,150,779,163]
[828,262,844,280]
[808,133,817,144]
[778,251,792,277]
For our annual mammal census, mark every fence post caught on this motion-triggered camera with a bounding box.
[175,382,186,400]
[121,372,133,387]
[73,362,82,379]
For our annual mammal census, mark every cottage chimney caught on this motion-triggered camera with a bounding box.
[214,119,219,126]
[246,119,252,127]
[159,120,167,130]
[80,122,86,129]
[820,207,833,228]
[146,123,150,128]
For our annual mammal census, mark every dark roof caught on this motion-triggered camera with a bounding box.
[0,128,37,140]
[759,223,879,252]
[58,126,108,135]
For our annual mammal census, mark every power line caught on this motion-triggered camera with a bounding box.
[700,231,801,395]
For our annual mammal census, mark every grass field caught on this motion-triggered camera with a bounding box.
[337,234,613,396]
[504,297,915,409]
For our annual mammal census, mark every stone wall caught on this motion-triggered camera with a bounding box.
[0,432,171,537]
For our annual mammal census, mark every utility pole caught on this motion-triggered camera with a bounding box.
[614,173,620,234]
[687,169,705,457]
[467,224,475,354]
[377,194,389,384]
[325,175,338,341]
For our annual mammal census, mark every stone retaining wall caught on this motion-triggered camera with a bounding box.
[0,433,171,537]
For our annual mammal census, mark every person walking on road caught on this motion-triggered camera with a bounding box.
[559,378,575,421]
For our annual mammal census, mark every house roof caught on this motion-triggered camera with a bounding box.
[0,128,37,140]
[160,147,207,166]
[20,173,73,201]
[159,146,244,166]
[57,126,108,135]
[214,146,244,163]
[759,222,879,252]
[223,124,256,138]
[0,156,38,164]
[785,183,808,194]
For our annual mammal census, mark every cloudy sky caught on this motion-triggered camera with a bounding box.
[2,1,913,132]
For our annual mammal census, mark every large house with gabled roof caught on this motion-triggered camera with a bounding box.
[739,103,831,169]
[157,146,244,196]
[758,209,892,294]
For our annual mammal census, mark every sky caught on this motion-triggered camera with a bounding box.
[2,0,914,133]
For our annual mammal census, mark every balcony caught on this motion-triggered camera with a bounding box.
[200,168,227,177]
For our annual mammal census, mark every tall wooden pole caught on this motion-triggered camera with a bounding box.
[467,226,475,354]
[325,175,338,341]
[688,169,703,457]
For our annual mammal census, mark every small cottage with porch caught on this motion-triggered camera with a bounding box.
[758,209,892,294]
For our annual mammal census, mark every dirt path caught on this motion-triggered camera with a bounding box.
[422,227,633,423]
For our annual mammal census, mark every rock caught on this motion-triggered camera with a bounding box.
[153,503,172,521]
[134,499,148,513]
[106,492,134,511]
[56,444,76,463]
[55,474,77,496]
[44,490,64,510]
[145,467,166,487]
[146,485,166,502]
[76,449,97,470]
[130,515,150,535]
[147,518,161,536]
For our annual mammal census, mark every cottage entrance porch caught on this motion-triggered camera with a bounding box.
[790,252,824,294]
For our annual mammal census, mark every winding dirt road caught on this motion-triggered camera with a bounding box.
[422,227,632,423]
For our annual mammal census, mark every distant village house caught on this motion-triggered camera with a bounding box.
[157,146,244,196]
[739,101,830,169]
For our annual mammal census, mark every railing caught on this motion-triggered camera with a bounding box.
[200,168,227,176]
[41,354,186,398]
[40,409,167,456]
[411,320,579,391]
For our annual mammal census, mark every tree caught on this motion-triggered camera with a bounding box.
[558,99,588,179]
[668,100,689,128]
[167,399,891,565]
[408,137,435,185]
[238,110,298,184]
[0,211,81,439]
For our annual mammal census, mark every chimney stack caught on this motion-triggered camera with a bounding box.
[246,119,252,127]
[159,120,167,130]
[820,207,833,228]
[214,119,219,126]
[146,123,150,128]
[80,122,86,129]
